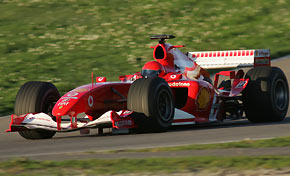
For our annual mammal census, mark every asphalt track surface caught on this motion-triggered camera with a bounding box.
[0,56,290,161]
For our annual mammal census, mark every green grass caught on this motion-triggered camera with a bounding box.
[1,156,290,176]
[105,136,290,153]
[0,0,290,115]
[3,136,290,175]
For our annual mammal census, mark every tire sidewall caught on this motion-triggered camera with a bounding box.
[148,79,174,129]
[269,70,289,120]
[243,66,289,122]
[127,77,175,131]
[15,81,60,139]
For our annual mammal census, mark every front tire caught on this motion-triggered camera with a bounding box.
[127,77,175,132]
[14,81,60,139]
[243,66,289,122]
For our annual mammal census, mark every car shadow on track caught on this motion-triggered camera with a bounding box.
[52,117,290,140]
[169,117,290,132]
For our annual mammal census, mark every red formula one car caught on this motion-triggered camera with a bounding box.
[7,35,289,139]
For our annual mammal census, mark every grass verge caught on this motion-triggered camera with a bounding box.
[106,136,290,153]
[1,156,290,176]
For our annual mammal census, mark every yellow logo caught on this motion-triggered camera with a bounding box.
[197,88,210,110]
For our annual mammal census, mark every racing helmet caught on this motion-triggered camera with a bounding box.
[141,61,165,78]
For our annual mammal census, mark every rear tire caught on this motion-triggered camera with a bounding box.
[127,77,174,132]
[14,81,60,139]
[243,66,289,122]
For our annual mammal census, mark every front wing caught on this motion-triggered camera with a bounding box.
[6,108,197,133]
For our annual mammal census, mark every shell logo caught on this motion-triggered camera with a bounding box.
[197,88,210,110]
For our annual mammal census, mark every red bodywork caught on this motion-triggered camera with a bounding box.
[50,40,247,127]
[52,83,132,120]
[7,36,253,133]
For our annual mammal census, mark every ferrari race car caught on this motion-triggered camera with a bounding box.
[7,35,289,139]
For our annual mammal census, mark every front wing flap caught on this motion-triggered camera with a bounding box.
[6,111,136,133]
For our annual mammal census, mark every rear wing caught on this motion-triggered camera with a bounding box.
[188,49,271,69]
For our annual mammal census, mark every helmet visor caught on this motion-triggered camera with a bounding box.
[141,69,160,78]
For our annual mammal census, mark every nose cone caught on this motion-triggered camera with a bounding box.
[52,92,84,116]
[52,85,92,116]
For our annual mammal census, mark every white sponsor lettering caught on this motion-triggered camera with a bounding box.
[61,99,70,102]
[168,82,190,87]
[60,92,79,100]
[67,92,79,97]
[122,110,132,115]
[58,102,69,106]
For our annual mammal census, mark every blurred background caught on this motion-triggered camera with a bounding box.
[0,0,289,115]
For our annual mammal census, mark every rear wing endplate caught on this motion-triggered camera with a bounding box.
[188,49,271,69]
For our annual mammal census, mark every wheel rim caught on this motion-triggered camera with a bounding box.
[43,95,57,117]
[157,89,172,122]
[274,79,288,111]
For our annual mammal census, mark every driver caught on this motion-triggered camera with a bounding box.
[141,61,165,78]
[141,60,212,84]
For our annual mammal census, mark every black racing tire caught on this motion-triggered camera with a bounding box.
[127,77,175,132]
[242,66,289,122]
[14,81,60,139]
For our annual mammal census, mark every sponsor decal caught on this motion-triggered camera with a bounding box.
[257,50,270,57]
[114,120,133,127]
[61,99,70,102]
[129,75,137,81]
[57,98,71,107]
[120,110,133,116]
[170,75,177,79]
[96,77,107,82]
[235,81,247,88]
[98,77,104,81]
[168,82,190,87]
[67,92,79,97]
[60,92,79,100]
[58,102,69,106]
[111,111,135,129]
[27,116,51,122]
[255,58,270,65]
[197,88,210,110]
[61,97,78,100]
[88,96,94,107]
